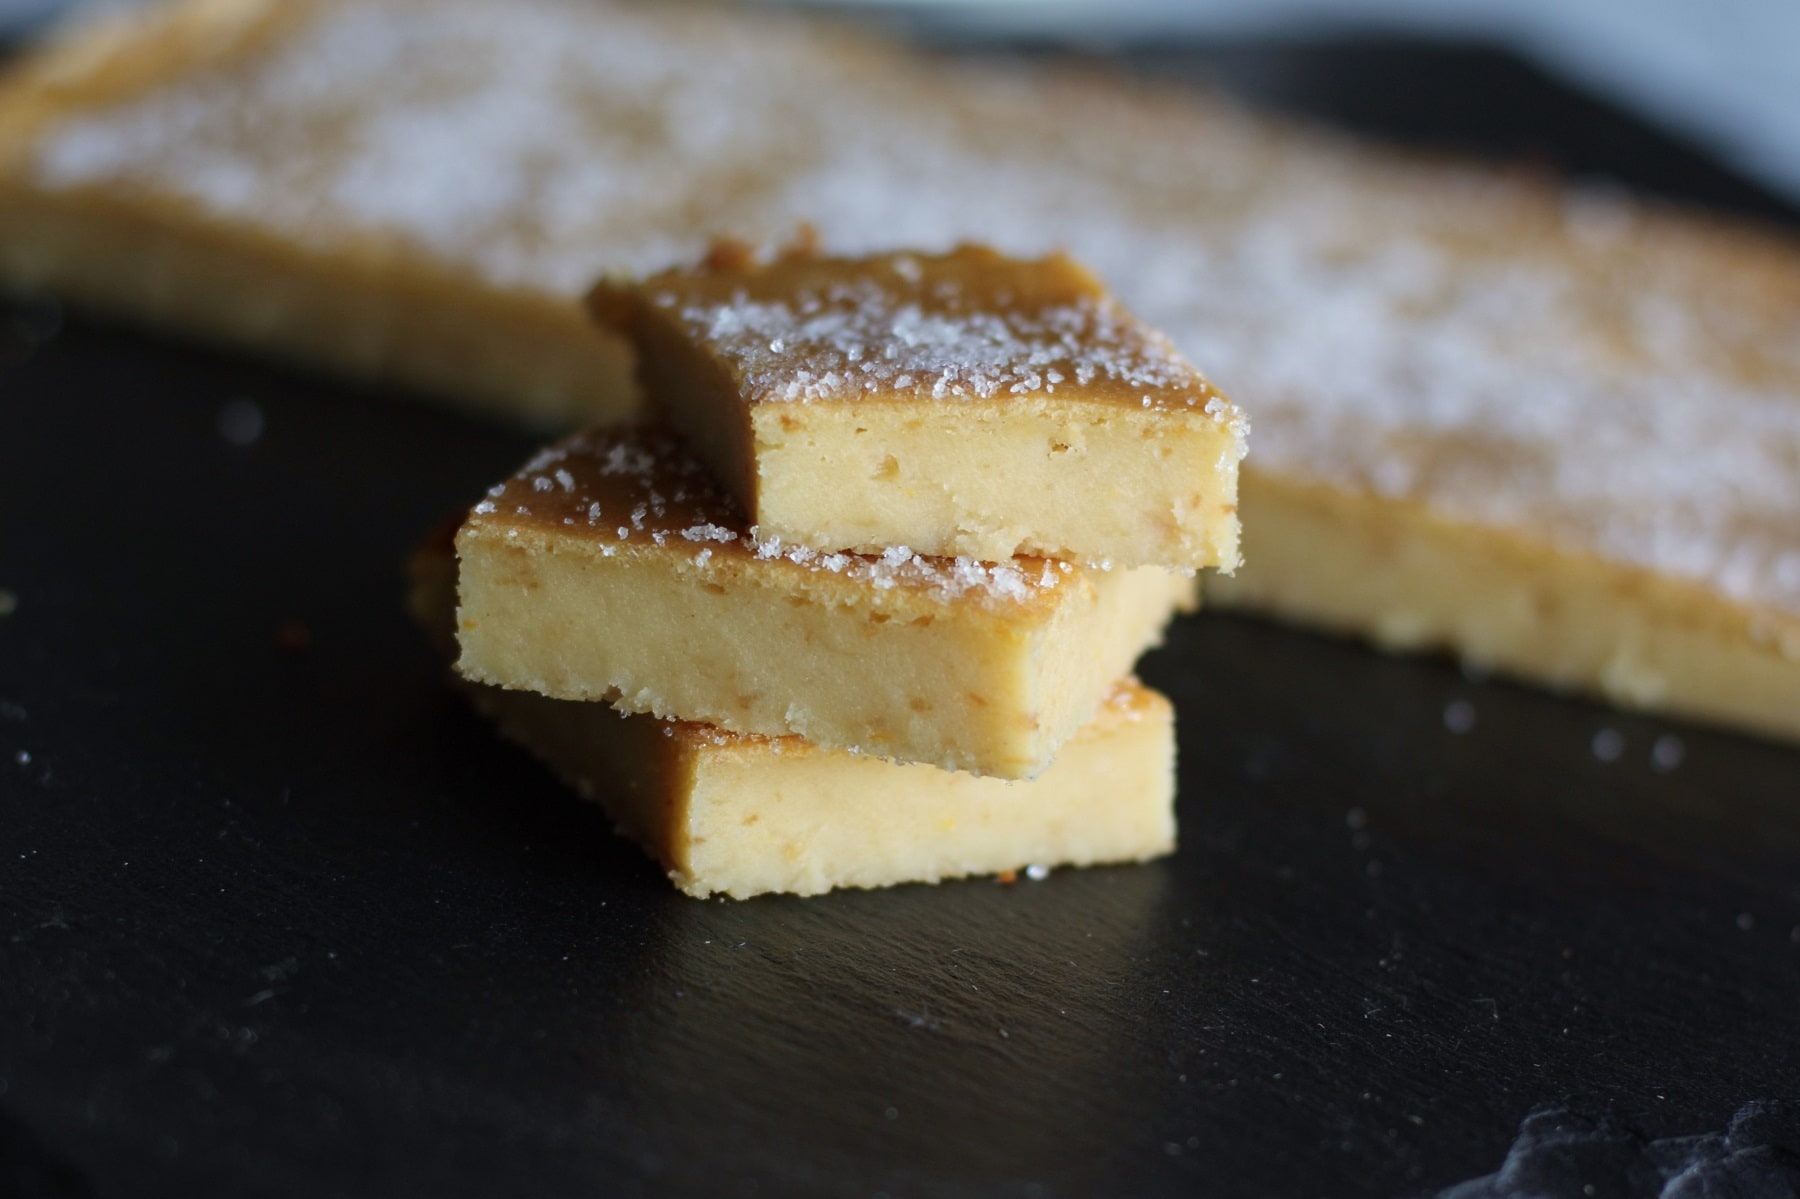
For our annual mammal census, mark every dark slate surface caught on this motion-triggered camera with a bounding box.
[2,30,1798,1199]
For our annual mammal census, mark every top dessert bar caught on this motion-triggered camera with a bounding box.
[589,245,1245,568]
[2,0,1798,740]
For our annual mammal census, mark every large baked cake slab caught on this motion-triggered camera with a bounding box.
[3,0,1799,740]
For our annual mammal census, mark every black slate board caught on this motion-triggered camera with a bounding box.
[2,32,1799,1199]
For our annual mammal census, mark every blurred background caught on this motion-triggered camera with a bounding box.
[800,0,1800,210]
[16,0,1796,222]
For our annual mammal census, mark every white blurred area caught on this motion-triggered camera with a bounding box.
[3,0,1796,202]
[783,0,1800,206]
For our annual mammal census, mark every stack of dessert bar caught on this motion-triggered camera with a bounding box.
[411,245,1247,898]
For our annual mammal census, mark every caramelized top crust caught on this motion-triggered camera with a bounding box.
[458,425,1078,612]
[589,245,1240,422]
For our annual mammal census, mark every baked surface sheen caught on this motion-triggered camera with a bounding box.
[4,0,1799,737]
[591,245,1246,567]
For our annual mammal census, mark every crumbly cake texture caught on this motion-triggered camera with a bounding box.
[410,531,1176,899]
[4,0,1800,737]
[453,426,1195,779]
[588,245,1246,567]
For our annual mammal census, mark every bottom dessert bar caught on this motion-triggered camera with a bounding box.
[412,530,1175,898]
[469,678,1176,899]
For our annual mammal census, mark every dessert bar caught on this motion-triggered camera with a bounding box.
[590,245,1245,568]
[454,426,1194,779]
[471,680,1176,900]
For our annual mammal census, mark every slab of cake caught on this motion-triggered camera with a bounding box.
[414,246,1241,897]
[3,0,1798,743]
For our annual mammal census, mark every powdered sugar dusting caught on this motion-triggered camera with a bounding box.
[26,0,1800,614]
[474,427,1067,605]
[643,263,1218,411]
